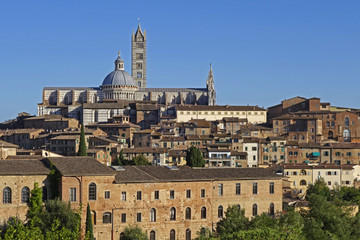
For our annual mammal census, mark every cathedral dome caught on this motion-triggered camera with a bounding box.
[101,52,137,87]
[102,70,136,87]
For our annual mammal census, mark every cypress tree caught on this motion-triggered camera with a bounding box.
[186,146,205,167]
[78,123,87,156]
[85,203,94,240]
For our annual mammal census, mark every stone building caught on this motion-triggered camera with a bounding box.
[0,157,283,240]
[37,24,216,125]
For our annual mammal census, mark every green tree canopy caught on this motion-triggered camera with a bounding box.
[133,155,151,165]
[78,123,87,156]
[306,178,331,201]
[216,205,250,236]
[186,146,205,167]
[120,225,148,240]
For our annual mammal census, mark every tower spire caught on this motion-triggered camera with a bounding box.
[206,64,216,105]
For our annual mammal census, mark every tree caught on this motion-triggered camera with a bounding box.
[120,225,148,240]
[195,227,217,240]
[40,199,81,235]
[216,205,250,237]
[85,203,94,240]
[78,124,87,156]
[186,146,205,167]
[27,182,43,227]
[113,149,125,166]
[133,155,151,165]
[306,178,330,201]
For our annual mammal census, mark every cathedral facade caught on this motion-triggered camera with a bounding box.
[38,24,216,125]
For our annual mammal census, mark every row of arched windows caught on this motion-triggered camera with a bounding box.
[217,204,275,218]
[2,187,30,204]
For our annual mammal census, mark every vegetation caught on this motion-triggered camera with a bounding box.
[196,179,360,240]
[113,149,125,166]
[0,183,82,240]
[85,203,94,240]
[78,123,87,156]
[186,146,205,167]
[120,225,149,240]
[114,154,151,166]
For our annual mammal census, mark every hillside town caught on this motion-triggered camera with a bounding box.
[1,23,360,240]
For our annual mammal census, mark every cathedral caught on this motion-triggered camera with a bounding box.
[37,23,216,125]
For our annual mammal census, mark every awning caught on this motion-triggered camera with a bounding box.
[312,152,320,157]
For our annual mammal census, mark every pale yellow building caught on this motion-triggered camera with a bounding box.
[176,105,266,124]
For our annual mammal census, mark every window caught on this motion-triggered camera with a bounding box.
[252,147,257,151]
[105,191,110,199]
[185,207,191,219]
[121,213,126,223]
[89,183,96,200]
[201,189,205,198]
[201,207,207,219]
[300,180,307,185]
[121,191,126,201]
[253,182,258,194]
[136,62,142,69]
[345,117,350,127]
[218,205,223,218]
[137,191,142,200]
[69,188,76,202]
[154,190,159,200]
[150,231,156,240]
[92,211,96,225]
[3,187,11,204]
[186,189,191,198]
[170,190,175,199]
[42,186,47,201]
[21,187,30,203]
[218,183,223,196]
[328,181,332,186]
[170,229,175,240]
[252,204,258,216]
[236,183,241,195]
[137,212,142,222]
[137,72,142,78]
[170,207,176,220]
[103,212,112,224]
[269,203,275,216]
[150,208,156,222]
[269,182,274,194]
[186,229,191,240]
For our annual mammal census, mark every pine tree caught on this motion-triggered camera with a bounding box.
[186,146,205,167]
[78,123,87,156]
[85,203,94,240]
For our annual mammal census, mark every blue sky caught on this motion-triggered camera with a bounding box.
[1,1,360,121]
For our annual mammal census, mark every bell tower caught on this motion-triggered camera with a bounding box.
[207,64,216,105]
[131,22,147,88]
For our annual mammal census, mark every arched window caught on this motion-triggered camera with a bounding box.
[252,204,258,216]
[170,207,176,221]
[186,229,191,240]
[269,203,275,216]
[120,232,125,240]
[300,180,307,185]
[237,204,241,209]
[3,187,11,204]
[201,207,207,219]
[150,230,156,240]
[218,205,223,218]
[185,207,191,220]
[328,131,334,139]
[170,229,175,240]
[343,129,351,142]
[150,208,156,222]
[92,211,96,225]
[21,187,30,203]
[326,121,330,127]
[42,186,47,201]
[300,169,306,176]
[103,212,111,224]
[345,117,350,127]
[89,183,97,200]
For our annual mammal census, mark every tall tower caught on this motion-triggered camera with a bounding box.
[131,23,147,88]
[207,64,216,105]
